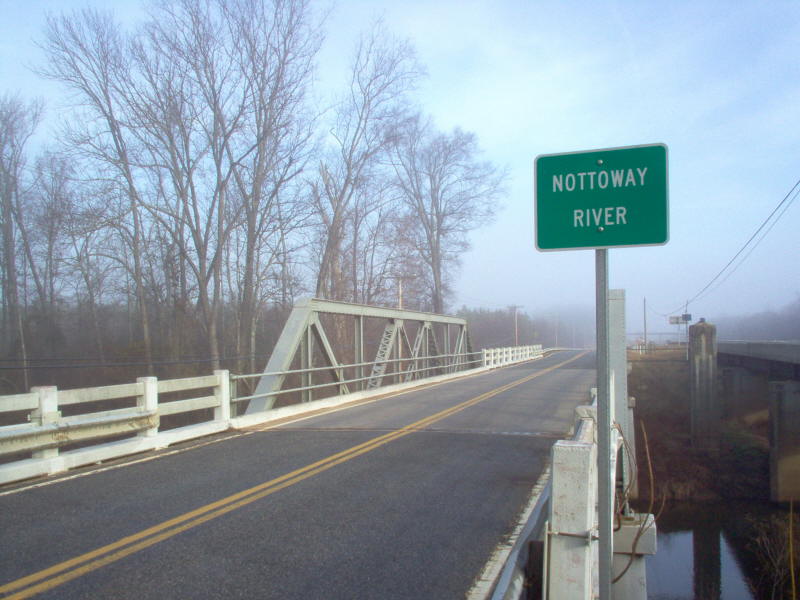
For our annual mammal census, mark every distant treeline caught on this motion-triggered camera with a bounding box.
[715,296,800,341]
[458,305,595,350]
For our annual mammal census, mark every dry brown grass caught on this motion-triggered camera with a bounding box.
[629,349,717,501]
[628,347,771,503]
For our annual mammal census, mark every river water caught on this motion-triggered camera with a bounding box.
[641,501,777,599]
[646,529,753,599]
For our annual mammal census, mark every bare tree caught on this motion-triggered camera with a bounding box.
[121,0,320,371]
[0,94,42,389]
[346,183,401,306]
[120,0,245,370]
[13,2,512,388]
[35,0,322,375]
[60,175,119,361]
[391,114,505,313]
[39,10,155,372]
[22,153,73,320]
[311,21,422,302]
[223,0,320,372]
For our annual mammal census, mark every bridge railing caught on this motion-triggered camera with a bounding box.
[543,393,656,600]
[0,371,231,485]
[231,344,544,409]
[545,390,613,597]
[492,387,656,600]
[231,349,486,409]
[491,289,657,600]
[482,345,544,368]
[0,344,547,486]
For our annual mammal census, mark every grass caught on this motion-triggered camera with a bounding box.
[628,347,771,502]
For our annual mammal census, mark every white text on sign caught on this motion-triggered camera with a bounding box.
[573,207,627,228]
[552,167,648,193]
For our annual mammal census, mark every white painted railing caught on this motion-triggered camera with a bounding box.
[482,345,543,368]
[491,291,656,600]
[0,344,546,486]
[544,397,656,600]
[0,371,231,485]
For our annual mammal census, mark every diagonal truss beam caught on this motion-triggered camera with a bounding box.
[247,298,471,413]
[310,316,350,397]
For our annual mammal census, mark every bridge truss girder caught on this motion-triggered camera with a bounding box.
[246,298,472,413]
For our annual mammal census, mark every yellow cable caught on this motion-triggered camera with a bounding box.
[791,498,796,600]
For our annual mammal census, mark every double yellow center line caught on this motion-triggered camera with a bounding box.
[0,352,586,599]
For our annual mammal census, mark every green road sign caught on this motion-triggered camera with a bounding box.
[535,143,668,251]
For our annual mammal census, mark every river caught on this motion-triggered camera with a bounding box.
[641,500,796,599]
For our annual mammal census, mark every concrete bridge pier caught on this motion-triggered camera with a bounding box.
[689,319,719,452]
[769,381,800,502]
[720,366,768,418]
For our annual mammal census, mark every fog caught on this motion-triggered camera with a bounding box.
[320,1,800,337]
[3,0,799,343]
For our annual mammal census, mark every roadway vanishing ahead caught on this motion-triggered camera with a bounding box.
[0,350,595,600]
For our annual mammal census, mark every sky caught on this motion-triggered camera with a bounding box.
[2,0,799,338]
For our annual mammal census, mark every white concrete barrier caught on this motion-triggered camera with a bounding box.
[0,370,230,484]
[0,346,548,486]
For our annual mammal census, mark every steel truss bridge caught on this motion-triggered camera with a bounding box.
[241,298,477,412]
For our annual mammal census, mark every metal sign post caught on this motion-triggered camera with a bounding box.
[534,143,669,600]
[595,248,612,599]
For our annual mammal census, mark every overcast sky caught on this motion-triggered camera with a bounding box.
[2,0,799,336]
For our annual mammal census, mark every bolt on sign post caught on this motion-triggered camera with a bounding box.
[534,143,668,600]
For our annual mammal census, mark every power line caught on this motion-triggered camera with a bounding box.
[692,183,800,304]
[664,176,800,315]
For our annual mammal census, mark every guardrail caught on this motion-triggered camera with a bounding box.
[488,388,600,600]
[0,345,545,486]
[545,390,612,598]
[0,372,231,485]
[482,345,543,368]
[491,388,657,600]
[545,398,656,600]
[231,345,543,410]
[232,350,486,408]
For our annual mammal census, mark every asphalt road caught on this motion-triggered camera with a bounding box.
[0,350,595,599]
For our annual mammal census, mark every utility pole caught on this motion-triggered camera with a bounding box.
[388,276,407,310]
[510,305,523,346]
[685,300,689,359]
[398,279,403,310]
[554,314,559,347]
[643,297,648,352]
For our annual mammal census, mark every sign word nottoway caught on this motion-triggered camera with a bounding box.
[535,144,669,251]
